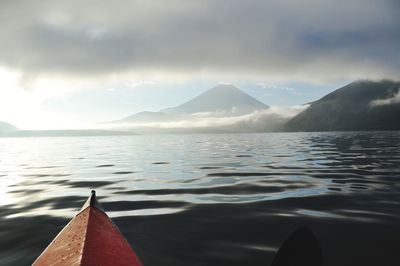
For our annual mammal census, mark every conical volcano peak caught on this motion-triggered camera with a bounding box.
[211,83,241,90]
[161,84,268,115]
[200,84,252,97]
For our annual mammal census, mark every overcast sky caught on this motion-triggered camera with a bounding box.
[0,0,399,129]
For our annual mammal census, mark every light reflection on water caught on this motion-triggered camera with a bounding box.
[0,132,400,265]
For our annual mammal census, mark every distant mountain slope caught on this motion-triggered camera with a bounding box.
[161,84,268,116]
[120,111,173,123]
[284,80,400,131]
[0,121,18,132]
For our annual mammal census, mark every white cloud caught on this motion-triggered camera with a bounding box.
[257,83,295,92]
[370,90,400,107]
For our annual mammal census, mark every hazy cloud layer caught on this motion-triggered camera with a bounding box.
[1,0,399,82]
[103,105,307,132]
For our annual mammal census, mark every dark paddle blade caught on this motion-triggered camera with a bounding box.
[271,226,322,266]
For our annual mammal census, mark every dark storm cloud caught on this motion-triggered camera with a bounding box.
[0,0,399,81]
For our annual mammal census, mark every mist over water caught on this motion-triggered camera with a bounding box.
[0,132,399,265]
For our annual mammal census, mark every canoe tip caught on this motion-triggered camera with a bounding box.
[80,190,104,212]
[90,190,96,207]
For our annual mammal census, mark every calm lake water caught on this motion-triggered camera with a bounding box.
[0,132,399,265]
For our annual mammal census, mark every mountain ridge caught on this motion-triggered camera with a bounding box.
[284,80,400,132]
[0,121,18,132]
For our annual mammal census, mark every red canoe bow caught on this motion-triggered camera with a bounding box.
[32,190,143,266]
